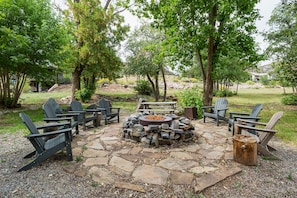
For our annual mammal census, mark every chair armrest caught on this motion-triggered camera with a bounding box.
[43,117,71,122]
[229,112,249,119]
[233,116,260,120]
[236,118,267,126]
[36,122,71,130]
[110,107,120,112]
[68,110,85,115]
[85,109,101,113]
[56,113,80,117]
[235,123,277,134]
[202,106,214,109]
[217,108,228,112]
[26,128,72,138]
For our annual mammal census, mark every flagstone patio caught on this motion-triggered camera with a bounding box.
[62,117,242,193]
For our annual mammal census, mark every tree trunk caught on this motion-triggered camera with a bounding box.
[203,5,217,106]
[161,65,167,101]
[72,66,83,101]
[154,73,160,102]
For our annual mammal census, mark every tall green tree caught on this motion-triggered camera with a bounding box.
[124,23,167,101]
[64,0,129,100]
[265,0,297,91]
[132,0,261,105]
[0,0,69,108]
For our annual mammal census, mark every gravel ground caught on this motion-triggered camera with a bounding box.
[1,130,297,198]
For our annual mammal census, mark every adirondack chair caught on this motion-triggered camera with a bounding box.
[202,98,228,126]
[228,104,263,136]
[98,98,120,125]
[43,99,80,137]
[234,111,284,159]
[69,101,100,130]
[18,113,73,172]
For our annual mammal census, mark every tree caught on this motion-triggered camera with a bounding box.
[264,0,297,91]
[132,0,261,105]
[64,0,129,100]
[0,0,69,108]
[124,23,168,101]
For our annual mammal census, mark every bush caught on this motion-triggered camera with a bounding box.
[214,89,235,97]
[246,80,255,85]
[134,80,152,95]
[75,87,93,102]
[281,94,297,105]
[178,88,203,118]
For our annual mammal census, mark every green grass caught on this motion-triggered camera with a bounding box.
[1,86,297,146]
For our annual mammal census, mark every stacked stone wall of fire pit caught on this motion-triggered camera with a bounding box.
[122,112,195,147]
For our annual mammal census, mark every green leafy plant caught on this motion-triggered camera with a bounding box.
[178,88,203,118]
[75,87,93,102]
[214,89,235,97]
[134,80,152,95]
[281,94,297,105]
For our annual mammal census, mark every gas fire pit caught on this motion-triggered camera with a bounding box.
[139,115,172,126]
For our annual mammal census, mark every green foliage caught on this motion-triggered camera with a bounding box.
[0,0,70,107]
[281,94,297,105]
[134,80,152,95]
[178,88,203,118]
[246,80,255,85]
[265,1,297,89]
[214,89,235,97]
[260,75,270,86]
[75,87,93,102]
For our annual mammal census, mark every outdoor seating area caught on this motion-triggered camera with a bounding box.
[8,96,287,197]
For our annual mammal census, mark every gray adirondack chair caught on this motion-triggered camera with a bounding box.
[228,104,263,136]
[234,111,283,159]
[18,113,73,172]
[69,101,100,130]
[202,98,228,126]
[43,98,79,136]
[98,98,120,125]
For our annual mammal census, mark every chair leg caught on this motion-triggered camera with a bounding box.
[24,151,36,159]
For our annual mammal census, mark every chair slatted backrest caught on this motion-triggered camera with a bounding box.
[98,99,112,115]
[70,101,85,122]
[43,101,58,119]
[19,113,45,152]
[260,111,283,145]
[250,104,263,118]
[47,98,63,114]
[214,98,228,117]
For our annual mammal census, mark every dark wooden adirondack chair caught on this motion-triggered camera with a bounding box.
[43,98,79,136]
[18,113,73,172]
[228,104,263,136]
[234,111,283,159]
[69,101,100,130]
[202,98,228,126]
[98,98,120,125]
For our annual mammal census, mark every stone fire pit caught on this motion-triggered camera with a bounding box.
[122,112,194,147]
[139,115,172,126]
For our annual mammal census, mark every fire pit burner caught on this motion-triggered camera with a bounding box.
[139,115,172,126]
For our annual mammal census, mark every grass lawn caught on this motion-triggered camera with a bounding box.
[0,86,296,145]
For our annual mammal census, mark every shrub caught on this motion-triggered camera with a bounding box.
[178,88,203,118]
[75,87,93,102]
[214,89,235,97]
[134,80,152,95]
[281,94,297,105]
[246,80,255,85]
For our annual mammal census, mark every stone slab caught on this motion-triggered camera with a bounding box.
[194,167,242,193]
[132,164,169,185]
[170,171,194,185]
[109,156,135,173]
